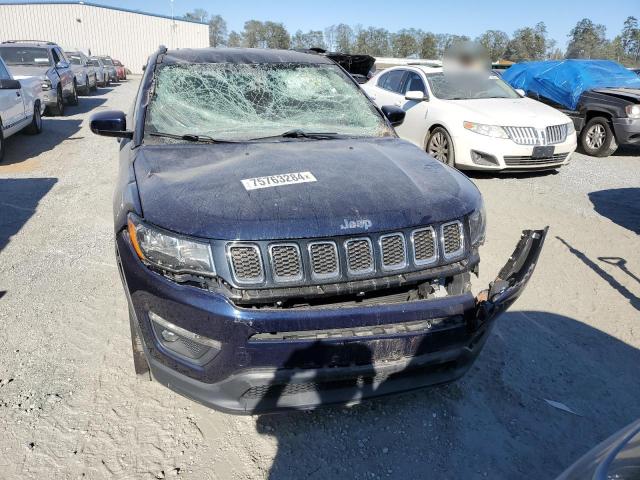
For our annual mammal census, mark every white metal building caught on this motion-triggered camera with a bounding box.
[0,1,209,73]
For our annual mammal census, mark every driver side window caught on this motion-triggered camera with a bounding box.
[378,70,406,94]
[403,72,426,95]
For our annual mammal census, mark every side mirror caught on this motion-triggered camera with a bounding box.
[405,90,426,102]
[0,79,21,90]
[515,88,525,97]
[381,105,406,127]
[142,64,147,71]
[90,110,133,138]
[56,61,69,69]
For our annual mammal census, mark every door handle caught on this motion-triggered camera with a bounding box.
[16,91,21,97]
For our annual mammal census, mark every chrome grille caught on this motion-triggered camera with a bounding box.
[380,233,406,270]
[441,221,463,259]
[309,242,339,279]
[504,125,568,145]
[345,238,374,274]
[504,152,569,166]
[412,227,437,265]
[269,244,302,282]
[545,124,568,144]
[504,126,540,145]
[229,244,264,282]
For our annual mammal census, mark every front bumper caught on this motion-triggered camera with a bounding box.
[117,228,547,414]
[612,117,640,145]
[452,130,577,171]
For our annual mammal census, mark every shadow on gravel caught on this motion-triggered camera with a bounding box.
[557,236,639,311]
[588,188,640,235]
[0,177,57,253]
[1,120,82,167]
[65,96,108,116]
[255,311,640,479]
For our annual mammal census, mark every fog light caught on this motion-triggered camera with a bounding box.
[148,311,221,363]
[161,329,179,342]
[471,150,499,166]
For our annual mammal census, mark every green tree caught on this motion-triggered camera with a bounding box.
[183,8,208,23]
[435,34,470,57]
[391,29,418,57]
[262,21,291,49]
[504,22,551,61]
[621,16,640,61]
[208,15,227,47]
[354,27,391,56]
[566,18,608,59]
[476,30,509,61]
[227,31,242,48]
[420,33,438,59]
[291,30,325,50]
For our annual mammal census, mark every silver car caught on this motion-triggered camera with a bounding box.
[0,40,76,116]
[65,51,97,95]
[88,56,109,87]
[98,56,118,83]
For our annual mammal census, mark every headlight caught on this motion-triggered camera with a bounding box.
[468,206,486,246]
[566,121,576,134]
[127,214,215,276]
[463,121,509,139]
[626,104,640,119]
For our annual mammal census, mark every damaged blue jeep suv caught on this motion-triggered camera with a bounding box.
[90,47,546,414]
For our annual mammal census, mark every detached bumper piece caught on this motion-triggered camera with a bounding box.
[119,228,547,414]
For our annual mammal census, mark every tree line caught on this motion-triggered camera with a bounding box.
[182,10,640,65]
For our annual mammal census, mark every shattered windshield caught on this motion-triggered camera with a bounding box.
[145,63,392,142]
[426,72,520,100]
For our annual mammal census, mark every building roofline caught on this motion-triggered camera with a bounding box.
[0,1,209,25]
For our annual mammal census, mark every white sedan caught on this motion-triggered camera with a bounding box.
[363,66,577,171]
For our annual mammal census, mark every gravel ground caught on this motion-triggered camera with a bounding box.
[0,79,639,480]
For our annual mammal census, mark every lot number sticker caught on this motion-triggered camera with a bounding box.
[241,172,317,190]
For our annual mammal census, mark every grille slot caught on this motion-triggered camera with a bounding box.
[441,221,464,259]
[228,244,264,283]
[504,152,569,166]
[504,126,540,145]
[308,242,339,279]
[345,238,374,274]
[412,227,437,265]
[545,124,568,144]
[379,233,406,270]
[269,244,303,282]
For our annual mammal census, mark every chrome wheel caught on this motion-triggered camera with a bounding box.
[585,124,606,150]
[428,131,450,163]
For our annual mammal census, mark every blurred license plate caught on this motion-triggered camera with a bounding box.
[532,146,555,158]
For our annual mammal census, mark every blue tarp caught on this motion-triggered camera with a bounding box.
[502,59,640,110]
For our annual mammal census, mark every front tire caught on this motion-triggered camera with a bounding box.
[427,127,455,167]
[90,74,97,92]
[580,116,618,157]
[24,104,43,134]
[68,81,79,106]
[49,87,64,116]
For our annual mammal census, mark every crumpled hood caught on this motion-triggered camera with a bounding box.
[134,137,481,240]
[450,97,570,127]
[7,65,50,79]
[591,88,640,103]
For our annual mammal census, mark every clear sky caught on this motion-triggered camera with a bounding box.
[5,0,639,47]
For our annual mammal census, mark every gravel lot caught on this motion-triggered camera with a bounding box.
[1,79,639,480]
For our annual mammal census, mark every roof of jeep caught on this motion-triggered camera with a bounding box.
[159,48,335,66]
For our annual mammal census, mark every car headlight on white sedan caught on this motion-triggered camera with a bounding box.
[463,121,509,139]
[127,214,215,276]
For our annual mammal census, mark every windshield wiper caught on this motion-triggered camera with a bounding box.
[249,129,341,141]
[148,132,237,144]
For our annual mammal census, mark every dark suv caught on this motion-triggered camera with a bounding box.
[0,40,77,115]
[90,47,546,414]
